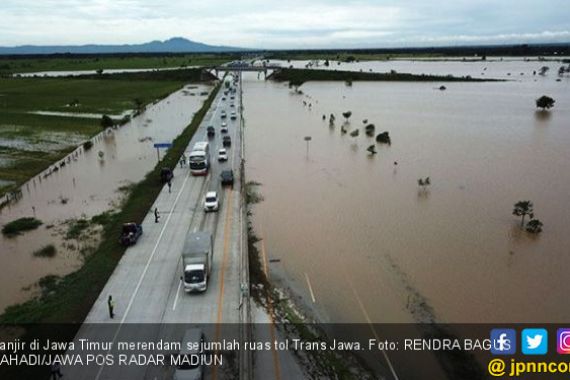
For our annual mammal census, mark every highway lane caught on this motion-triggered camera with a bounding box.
[63,74,246,380]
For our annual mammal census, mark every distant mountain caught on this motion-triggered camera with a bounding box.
[0,37,246,55]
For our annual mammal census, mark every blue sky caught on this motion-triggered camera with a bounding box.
[0,0,569,48]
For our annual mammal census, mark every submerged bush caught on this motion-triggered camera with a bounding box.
[2,217,43,236]
[33,245,57,258]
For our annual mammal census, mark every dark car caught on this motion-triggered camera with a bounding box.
[160,167,173,183]
[220,169,234,186]
[222,135,231,147]
[207,126,215,137]
[120,223,143,246]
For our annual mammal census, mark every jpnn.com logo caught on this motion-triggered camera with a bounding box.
[490,329,516,355]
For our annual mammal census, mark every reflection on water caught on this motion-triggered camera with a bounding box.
[0,84,211,312]
[243,63,570,323]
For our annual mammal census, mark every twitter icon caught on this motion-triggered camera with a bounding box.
[522,328,548,355]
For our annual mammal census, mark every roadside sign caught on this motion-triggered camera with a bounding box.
[153,143,173,148]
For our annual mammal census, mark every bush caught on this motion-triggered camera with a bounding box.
[2,217,43,237]
[33,245,57,258]
[83,140,93,150]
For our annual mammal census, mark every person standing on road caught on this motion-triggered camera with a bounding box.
[50,362,63,379]
[107,295,115,319]
[154,207,160,223]
[168,180,172,193]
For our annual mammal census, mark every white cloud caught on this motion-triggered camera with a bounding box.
[0,0,568,48]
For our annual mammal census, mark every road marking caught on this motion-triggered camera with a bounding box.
[346,275,399,380]
[172,279,182,310]
[257,224,282,380]
[95,168,192,380]
[305,273,317,303]
[212,187,233,380]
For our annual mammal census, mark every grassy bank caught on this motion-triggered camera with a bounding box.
[0,53,235,75]
[0,69,210,197]
[270,68,495,86]
[0,82,220,324]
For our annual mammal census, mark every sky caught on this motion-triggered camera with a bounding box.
[0,0,569,49]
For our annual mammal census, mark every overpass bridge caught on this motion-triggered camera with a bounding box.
[205,64,283,79]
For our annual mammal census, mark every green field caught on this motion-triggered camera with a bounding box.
[0,53,233,75]
[0,71,203,196]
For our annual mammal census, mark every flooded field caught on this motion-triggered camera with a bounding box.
[269,57,570,81]
[0,84,211,312]
[243,62,570,323]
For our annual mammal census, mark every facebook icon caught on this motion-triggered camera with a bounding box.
[490,329,517,355]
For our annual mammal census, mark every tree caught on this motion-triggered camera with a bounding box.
[526,219,543,234]
[100,115,114,128]
[418,177,431,190]
[96,68,104,75]
[535,95,555,110]
[513,201,534,228]
[538,66,549,76]
[342,111,352,122]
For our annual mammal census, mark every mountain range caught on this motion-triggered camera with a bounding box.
[0,37,245,55]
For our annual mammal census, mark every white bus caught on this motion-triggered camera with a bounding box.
[189,141,210,176]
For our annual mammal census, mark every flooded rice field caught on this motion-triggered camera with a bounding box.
[0,84,211,312]
[269,57,570,81]
[243,62,570,323]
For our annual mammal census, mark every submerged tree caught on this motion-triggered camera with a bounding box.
[535,95,555,110]
[342,111,352,122]
[526,219,544,234]
[513,201,534,228]
[418,177,431,190]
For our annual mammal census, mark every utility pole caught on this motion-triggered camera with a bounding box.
[304,136,312,159]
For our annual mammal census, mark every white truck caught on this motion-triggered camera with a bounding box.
[182,232,213,293]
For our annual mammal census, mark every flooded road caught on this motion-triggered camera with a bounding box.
[0,84,212,312]
[243,63,570,323]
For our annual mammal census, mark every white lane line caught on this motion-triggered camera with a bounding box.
[120,171,191,323]
[346,275,399,380]
[95,170,191,380]
[304,273,317,303]
[172,279,182,311]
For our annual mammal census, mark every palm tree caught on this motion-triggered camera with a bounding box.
[342,111,352,122]
[513,201,534,228]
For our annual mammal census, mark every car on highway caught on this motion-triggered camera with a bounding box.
[221,122,228,133]
[174,328,206,380]
[220,110,226,119]
[119,223,143,246]
[230,111,237,120]
[218,148,228,161]
[203,191,219,212]
[221,96,226,101]
[220,169,234,187]
[222,135,231,147]
[206,126,215,137]
[230,95,235,100]
[230,103,235,108]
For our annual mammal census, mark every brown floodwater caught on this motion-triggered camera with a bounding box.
[268,57,570,81]
[242,64,570,324]
[0,84,211,312]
